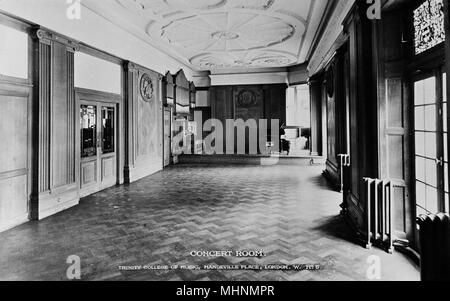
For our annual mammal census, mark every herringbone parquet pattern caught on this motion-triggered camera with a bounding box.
[0,163,419,281]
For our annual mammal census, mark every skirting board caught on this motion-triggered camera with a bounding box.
[129,161,163,183]
[39,198,79,220]
[0,213,29,233]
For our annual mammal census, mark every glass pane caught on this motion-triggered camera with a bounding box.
[417,206,428,217]
[426,159,437,187]
[415,132,426,157]
[444,133,448,162]
[81,105,97,158]
[416,181,426,209]
[443,73,447,102]
[425,132,437,158]
[426,186,439,214]
[424,105,436,131]
[444,103,447,132]
[416,156,426,182]
[445,193,449,213]
[415,106,425,130]
[102,107,115,154]
[445,163,449,193]
[413,0,445,55]
[415,80,424,105]
[424,77,437,103]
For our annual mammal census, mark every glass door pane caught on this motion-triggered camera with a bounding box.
[414,76,440,216]
[443,73,449,213]
[81,105,97,158]
[101,107,115,154]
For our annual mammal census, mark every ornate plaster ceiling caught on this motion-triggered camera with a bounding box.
[85,0,328,71]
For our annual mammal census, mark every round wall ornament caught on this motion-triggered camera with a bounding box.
[237,90,257,108]
[140,73,154,102]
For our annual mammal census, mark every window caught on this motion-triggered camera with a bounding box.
[414,0,445,55]
[81,105,97,158]
[414,72,449,216]
[102,107,115,154]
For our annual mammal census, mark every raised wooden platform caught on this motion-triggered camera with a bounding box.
[178,154,326,166]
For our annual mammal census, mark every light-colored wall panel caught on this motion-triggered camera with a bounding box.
[0,23,28,79]
[101,157,115,180]
[81,161,97,186]
[0,175,28,230]
[75,52,121,94]
[0,95,27,174]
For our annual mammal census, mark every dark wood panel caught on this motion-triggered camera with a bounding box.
[210,84,286,155]
[38,43,51,193]
[377,10,413,243]
[51,42,69,188]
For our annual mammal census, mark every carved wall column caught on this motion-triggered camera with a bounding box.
[31,28,80,220]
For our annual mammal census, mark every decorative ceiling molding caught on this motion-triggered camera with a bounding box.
[93,0,328,71]
[158,12,296,53]
[233,0,275,10]
[190,50,297,69]
[165,0,227,10]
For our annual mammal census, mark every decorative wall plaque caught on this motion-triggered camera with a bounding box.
[140,73,154,102]
[237,90,257,108]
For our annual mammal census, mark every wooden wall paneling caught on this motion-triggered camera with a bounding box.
[67,51,75,185]
[233,85,263,154]
[346,12,362,219]
[310,77,323,157]
[124,62,163,183]
[325,59,340,187]
[209,84,286,155]
[32,29,80,220]
[376,10,414,244]
[321,81,328,163]
[36,40,51,195]
[343,3,379,230]
[0,81,32,231]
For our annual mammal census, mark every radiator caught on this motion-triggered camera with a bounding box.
[363,178,404,254]
[417,213,450,281]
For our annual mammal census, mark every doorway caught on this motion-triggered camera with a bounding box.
[284,85,311,157]
[79,101,117,198]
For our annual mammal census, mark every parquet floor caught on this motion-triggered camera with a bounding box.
[0,163,419,281]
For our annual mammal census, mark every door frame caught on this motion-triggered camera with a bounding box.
[75,88,123,198]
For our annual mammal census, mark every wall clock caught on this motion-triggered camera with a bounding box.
[140,73,154,102]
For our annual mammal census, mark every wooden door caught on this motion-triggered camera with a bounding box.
[164,108,172,167]
[80,101,117,197]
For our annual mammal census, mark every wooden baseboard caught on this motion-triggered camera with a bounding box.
[0,214,29,233]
